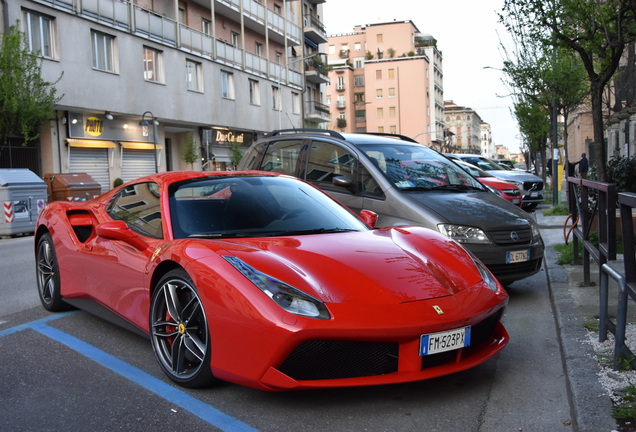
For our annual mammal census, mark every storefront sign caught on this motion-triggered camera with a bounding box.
[68,112,149,142]
[215,130,244,144]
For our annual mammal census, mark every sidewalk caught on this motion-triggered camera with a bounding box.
[535,206,618,432]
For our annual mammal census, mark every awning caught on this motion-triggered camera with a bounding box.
[66,139,116,148]
[120,142,164,150]
[304,38,318,50]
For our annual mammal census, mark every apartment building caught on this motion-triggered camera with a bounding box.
[324,20,444,148]
[2,0,330,192]
[480,122,494,158]
[444,100,483,154]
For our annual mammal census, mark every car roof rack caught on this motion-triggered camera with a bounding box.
[265,129,345,139]
[357,132,419,143]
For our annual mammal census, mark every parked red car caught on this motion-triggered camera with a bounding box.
[35,171,509,391]
[454,160,523,207]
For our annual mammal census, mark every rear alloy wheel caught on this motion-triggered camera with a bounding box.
[36,233,73,312]
[150,269,216,388]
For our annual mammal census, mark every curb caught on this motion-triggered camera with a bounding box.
[544,241,618,431]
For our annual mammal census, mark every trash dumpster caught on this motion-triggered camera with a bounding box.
[43,173,101,202]
[0,169,48,236]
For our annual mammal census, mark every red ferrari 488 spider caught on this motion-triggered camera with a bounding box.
[35,171,508,391]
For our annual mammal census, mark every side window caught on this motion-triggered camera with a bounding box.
[306,141,355,193]
[259,139,303,175]
[107,182,162,239]
[358,164,385,198]
[240,141,268,170]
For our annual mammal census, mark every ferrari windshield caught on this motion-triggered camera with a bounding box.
[169,175,369,239]
[357,143,486,191]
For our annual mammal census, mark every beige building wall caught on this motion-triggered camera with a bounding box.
[326,21,436,144]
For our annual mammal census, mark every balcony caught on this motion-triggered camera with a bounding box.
[339,49,350,58]
[305,101,331,123]
[304,56,331,84]
[336,84,346,91]
[213,0,301,47]
[37,0,304,89]
[303,14,328,45]
[337,118,347,128]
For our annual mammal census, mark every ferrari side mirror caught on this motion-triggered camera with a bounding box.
[96,221,148,251]
[359,209,379,228]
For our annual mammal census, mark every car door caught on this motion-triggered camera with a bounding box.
[303,140,364,213]
[84,182,163,330]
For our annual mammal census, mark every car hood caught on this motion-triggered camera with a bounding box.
[209,227,486,304]
[479,177,519,190]
[484,170,543,183]
[403,190,532,230]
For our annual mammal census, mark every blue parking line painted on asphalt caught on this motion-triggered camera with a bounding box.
[30,323,260,432]
[0,311,78,338]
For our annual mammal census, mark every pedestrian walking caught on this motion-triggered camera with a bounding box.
[573,153,588,179]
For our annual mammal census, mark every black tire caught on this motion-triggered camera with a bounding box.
[150,269,217,388]
[522,202,538,212]
[36,233,73,312]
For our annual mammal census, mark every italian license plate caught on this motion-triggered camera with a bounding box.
[507,249,530,263]
[420,327,471,356]
[512,198,520,204]
[530,191,539,197]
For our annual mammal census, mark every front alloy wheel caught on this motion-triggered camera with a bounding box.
[36,233,72,312]
[150,269,216,388]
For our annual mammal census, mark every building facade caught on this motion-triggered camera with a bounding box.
[324,21,443,147]
[2,0,330,192]
[444,100,482,154]
[480,122,493,158]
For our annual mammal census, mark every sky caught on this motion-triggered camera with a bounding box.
[322,0,522,154]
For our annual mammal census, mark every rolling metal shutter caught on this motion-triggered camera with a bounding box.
[69,148,110,194]
[121,149,156,184]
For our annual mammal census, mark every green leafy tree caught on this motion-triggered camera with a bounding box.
[179,132,199,169]
[514,97,551,174]
[228,141,244,170]
[500,0,636,182]
[0,23,63,150]
[499,18,589,177]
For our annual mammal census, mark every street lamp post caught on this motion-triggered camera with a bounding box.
[139,111,158,173]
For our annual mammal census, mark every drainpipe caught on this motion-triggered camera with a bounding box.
[2,0,10,33]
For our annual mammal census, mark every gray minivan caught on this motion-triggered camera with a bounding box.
[238,130,544,285]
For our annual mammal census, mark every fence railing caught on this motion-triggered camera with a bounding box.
[566,177,617,285]
[598,192,636,370]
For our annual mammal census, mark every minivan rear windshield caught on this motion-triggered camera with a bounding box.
[357,144,486,192]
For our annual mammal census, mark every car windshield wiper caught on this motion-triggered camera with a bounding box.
[188,232,252,238]
[431,184,485,192]
[398,186,436,191]
[260,228,360,236]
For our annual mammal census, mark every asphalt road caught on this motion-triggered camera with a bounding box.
[0,234,572,432]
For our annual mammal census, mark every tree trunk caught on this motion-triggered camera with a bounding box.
[591,81,608,182]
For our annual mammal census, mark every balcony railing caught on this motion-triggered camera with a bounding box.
[303,14,327,41]
[336,84,346,91]
[336,100,346,109]
[34,0,304,89]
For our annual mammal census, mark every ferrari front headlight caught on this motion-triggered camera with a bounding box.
[469,253,500,293]
[223,256,330,320]
[437,224,491,244]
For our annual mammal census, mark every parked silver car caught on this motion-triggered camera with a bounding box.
[446,154,544,211]
[238,130,544,285]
